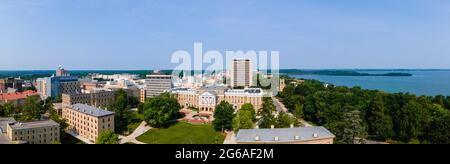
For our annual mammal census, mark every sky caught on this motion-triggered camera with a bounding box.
[0,0,450,70]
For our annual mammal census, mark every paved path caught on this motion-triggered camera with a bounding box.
[272,97,312,127]
[223,131,236,144]
[65,130,95,144]
[119,121,152,144]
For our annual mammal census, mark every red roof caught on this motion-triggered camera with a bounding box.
[0,91,39,101]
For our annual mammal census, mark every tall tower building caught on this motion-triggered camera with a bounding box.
[230,59,253,88]
[56,65,68,77]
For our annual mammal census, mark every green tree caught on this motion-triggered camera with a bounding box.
[96,130,119,144]
[108,89,131,132]
[21,95,46,121]
[143,93,180,127]
[423,105,450,144]
[366,95,393,140]
[293,104,304,119]
[397,101,425,142]
[240,103,256,121]
[232,110,254,132]
[2,103,17,118]
[258,98,276,128]
[51,140,62,144]
[212,101,234,131]
[275,111,294,128]
[0,104,4,117]
[341,110,367,144]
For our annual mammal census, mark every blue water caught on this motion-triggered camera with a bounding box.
[291,70,450,96]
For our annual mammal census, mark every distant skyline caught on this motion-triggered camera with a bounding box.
[1,0,450,70]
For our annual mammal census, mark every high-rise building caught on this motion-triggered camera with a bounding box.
[62,104,114,142]
[56,65,68,77]
[36,76,80,98]
[230,59,253,88]
[140,71,173,102]
[36,67,80,98]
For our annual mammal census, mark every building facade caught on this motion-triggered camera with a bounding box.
[62,90,115,108]
[62,104,114,142]
[36,76,80,98]
[0,78,23,93]
[6,120,60,144]
[230,59,253,88]
[140,73,173,102]
[173,86,263,113]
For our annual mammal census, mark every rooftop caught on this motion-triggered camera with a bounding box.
[0,117,16,133]
[236,126,335,143]
[8,119,60,130]
[68,103,115,117]
[0,90,38,101]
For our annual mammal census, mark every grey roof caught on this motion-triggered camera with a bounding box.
[8,120,60,130]
[0,117,16,133]
[236,126,335,143]
[70,104,114,117]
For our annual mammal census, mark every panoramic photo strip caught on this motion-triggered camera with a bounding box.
[0,0,449,162]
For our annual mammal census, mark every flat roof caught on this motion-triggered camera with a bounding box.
[68,103,114,117]
[0,117,16,132]
[236,126,335,143]
[8,120,60,130]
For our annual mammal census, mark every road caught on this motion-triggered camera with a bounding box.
[271,97,312,127]
[119,121,152,144]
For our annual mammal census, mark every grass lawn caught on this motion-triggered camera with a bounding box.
[136,122,225,144]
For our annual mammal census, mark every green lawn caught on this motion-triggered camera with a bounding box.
[136,122,225,144]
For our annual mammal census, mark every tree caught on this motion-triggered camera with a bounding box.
[143,93,180,127]
[258,98,276,128]
[212,101,234,131]
[366,95,393,140]
[0,104,4,117]
[51,140,62,144]
[2,103,17,118]
[108,89,133,133]
[397,101,426,142]
[293,104,304,119]
[232,110,254,132]
[96,130,119,144]
[21,95,46,121]
[341,110,367,144]
[240,103,256,121]
[422,105,450,144]
[275,111,294,128]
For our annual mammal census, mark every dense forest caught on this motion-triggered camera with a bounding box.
[278,77,450,144]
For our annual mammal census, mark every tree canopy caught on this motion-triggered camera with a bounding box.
[96,130,119,144]
[213,101,234,131]
[279,78,450,144]
[142,93,180,127]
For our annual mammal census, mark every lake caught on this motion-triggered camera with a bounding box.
[290,70,450,96]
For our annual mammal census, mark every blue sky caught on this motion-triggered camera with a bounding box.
[1,0,450,70]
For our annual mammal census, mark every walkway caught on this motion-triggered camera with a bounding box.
[119,121,152,144]
[223,131,237,144]
[272,97,312,127]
